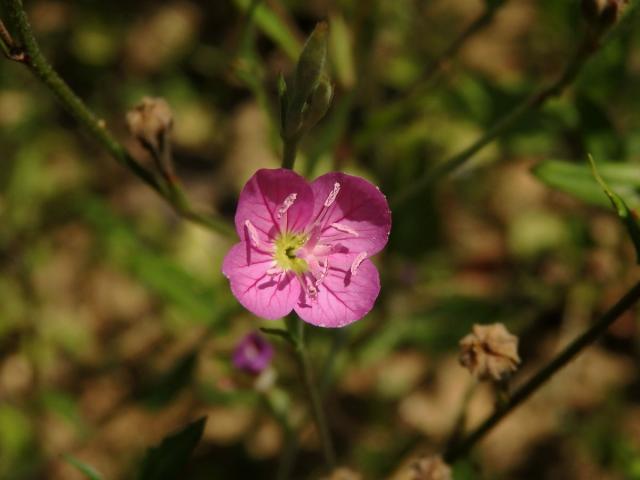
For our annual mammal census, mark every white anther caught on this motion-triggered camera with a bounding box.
[277,193,297,219]
[315,259,329,287]
[307,282,318,300]
[266,265,282,275]
[330,222,359,237]
[324,182,341,207]
[244,220,261,247]
[350,252,367,275]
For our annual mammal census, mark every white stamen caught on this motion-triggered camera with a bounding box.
[315,259,329,287]
[244,220,261,247]
[266,265,282,275]
[324,182,341,207]
[350,252,367,275]
[277,193,297,219]
[307,281,318,300]
[330,222,359,237]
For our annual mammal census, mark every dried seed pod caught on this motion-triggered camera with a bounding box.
[126,96,173,153]
[459,323,520,382]
[410,455,452,480]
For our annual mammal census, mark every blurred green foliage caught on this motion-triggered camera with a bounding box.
[1,0,640,479]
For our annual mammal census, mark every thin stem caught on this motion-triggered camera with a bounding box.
[391,7,633,209]
[363,1,507,138]
[411,0,507,95]
[0,17,14,56]
[443,380,477,454]
[285,316,337,470]
[444,279,640,463]
[2,0,234,237]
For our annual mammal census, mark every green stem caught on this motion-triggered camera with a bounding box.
[0,18,14,57]
[282,138,299,170]
[276,425,298,480]
[285,316,337,470]
[391,8,632,209]
[444,279,640,463]
[2,0,234,237]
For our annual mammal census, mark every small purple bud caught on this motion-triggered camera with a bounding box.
[232,332,273,375]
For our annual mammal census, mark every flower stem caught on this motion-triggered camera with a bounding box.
[285,316,337,470]
[444,279,640,463]
[1,0,234,237]
[282,138,299,170]
[391,3,637,209]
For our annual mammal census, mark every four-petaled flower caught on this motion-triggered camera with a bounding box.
[222,168,391,328]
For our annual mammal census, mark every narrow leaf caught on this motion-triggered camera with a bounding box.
[63,455,102,480]
[232,0,301,60]
[532,160,640,208]
[589,155,640,263]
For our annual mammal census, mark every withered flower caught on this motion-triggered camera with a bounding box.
[321,467,362,480]
[410,455,452,480]
[126,96,174,179]
[459,323,520,382]
[126,96,173,153]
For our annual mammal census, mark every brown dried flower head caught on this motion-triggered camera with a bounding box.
[126,96,173,151]
[321,467,362,480]
[410,455,452,480]
[459,323,520,382]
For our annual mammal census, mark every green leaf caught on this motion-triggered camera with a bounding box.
[76,196,229,324]
[138,417,207,480]
[588,155,640,263]
[232,0,301,60]
[63,455,102,480]
[532,160,640,208]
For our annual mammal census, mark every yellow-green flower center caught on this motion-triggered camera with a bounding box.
[274,232,308,274]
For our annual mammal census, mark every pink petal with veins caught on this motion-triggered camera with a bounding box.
[294,253,380,328]
[235,168,315,243]
[309,172,391,256]
[223,242,299,320]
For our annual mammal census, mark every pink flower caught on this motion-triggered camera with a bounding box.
[233,331,273,375]
[222,168,391,328]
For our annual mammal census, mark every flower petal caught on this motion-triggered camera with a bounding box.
[294,253,380,328]
[235,168,315,242]
[310,172,391,256]
[223,242,299,320]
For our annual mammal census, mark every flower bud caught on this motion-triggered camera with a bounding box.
[284,22,329,139]
[126,96,173,152]
[459,323,520,382]
[278,73,288,133]
[301,76,333,132]
[293,22,328,105]
[233,332,274,376]
[600,0,624,29]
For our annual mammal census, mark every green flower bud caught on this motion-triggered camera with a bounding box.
[301,76,333,133]
[293,22,328,103]
[284,22,328,140]
[278,73,288,133]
